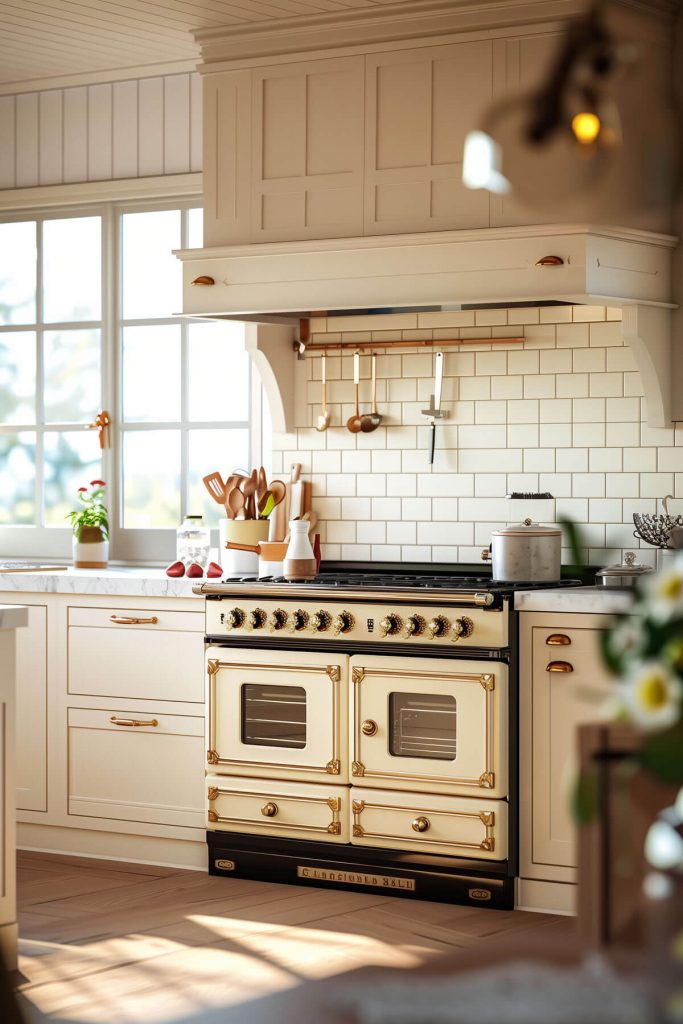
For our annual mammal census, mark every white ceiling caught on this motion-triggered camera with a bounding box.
[0,0,418,89]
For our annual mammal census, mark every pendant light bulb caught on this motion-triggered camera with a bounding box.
[571,110,602,144]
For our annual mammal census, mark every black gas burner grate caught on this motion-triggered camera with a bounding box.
[219,571,583,593]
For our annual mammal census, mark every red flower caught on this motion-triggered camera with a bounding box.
[78,487,87,492]
[90,479,106,487]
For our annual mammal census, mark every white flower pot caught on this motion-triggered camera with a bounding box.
[72,527,109,569]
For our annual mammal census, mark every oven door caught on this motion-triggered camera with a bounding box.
[349,654,507,798]
[206,647,349,784]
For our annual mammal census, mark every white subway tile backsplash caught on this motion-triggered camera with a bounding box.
[284,306,666,564]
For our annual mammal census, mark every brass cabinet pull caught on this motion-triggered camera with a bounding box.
[261,802,278,818]
[411,816,430,833]
[546,661,574,673]
[109,615,159,625]
[546,633,571,646]
[191,275,215,286]
[110,716,159,727]
[361,719,378,737]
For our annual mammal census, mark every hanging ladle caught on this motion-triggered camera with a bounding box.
[316,353,331,431]
[360,353,382,432]
[347,351,363,433]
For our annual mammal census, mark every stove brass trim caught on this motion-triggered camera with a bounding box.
[207,786,219,801]
[207,786,342,836]
[352,665,496,790]
[207,659,220,677]
[296,866,416,890]
[198,582,498,607]
[352,799,496,852]
[207,658,343,777]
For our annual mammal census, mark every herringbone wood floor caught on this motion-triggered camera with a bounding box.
[14,850,574,1024]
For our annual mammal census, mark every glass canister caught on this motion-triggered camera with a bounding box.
[283,521,317,581]
[176,514,211,567]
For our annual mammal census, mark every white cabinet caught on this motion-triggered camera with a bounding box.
[519,612,614,885]
[0,601,48,813]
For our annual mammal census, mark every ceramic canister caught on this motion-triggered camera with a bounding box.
[219,518,270,576]
[283,520,317,581]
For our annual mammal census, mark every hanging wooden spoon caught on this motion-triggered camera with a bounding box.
[316,353,331,431]
[360,352,382,432]
[347,351,363,433]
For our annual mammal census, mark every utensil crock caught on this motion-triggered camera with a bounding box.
[220,518,270,576]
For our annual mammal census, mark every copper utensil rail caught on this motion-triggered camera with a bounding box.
[294,336,525,355]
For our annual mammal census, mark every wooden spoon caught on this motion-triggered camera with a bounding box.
[242,470,258,520]
[316,353,331,432]
[227,487,245,520]
[347,351,363,433]
[360,353,382,432]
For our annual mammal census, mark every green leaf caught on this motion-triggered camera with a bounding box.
[557,516,586,570]
[571,768,599,825]
[639,719,683,784]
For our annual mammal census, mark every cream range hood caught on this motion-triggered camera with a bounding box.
[175,222,678,430]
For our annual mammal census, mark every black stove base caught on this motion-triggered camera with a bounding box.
[207,831,515,910]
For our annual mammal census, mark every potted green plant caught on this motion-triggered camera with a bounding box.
[66,479,109,568]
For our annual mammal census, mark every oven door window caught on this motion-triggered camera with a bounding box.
[389,692,456,761]
[241,683,307,749]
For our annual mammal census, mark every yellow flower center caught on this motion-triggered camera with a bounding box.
[660,575,683,601]
[639,674,667,709]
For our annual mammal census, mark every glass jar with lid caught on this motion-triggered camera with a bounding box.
[176,514,210,567]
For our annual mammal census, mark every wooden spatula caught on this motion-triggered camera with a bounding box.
[203,472,227,506]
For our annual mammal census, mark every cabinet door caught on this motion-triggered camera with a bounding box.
[2,603,48,813]
[365,42,492,235]
[349,654,507,798]
[521,616,614,883]
[202,68,253,247]
[251,56,365,242]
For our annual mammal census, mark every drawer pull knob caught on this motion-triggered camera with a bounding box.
[546,661,574,673]
[110,716,159,727]
[191,275,215,286]
[261,802,278,818]
[361,719,378,737]
[546,633,571,646]
[411,816,430,833]
[110,615,159,625]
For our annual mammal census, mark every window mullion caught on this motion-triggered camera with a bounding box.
[35,219,45,528]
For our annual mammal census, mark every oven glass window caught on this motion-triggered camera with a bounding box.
[241,684,307,748]
[389,692,456,760]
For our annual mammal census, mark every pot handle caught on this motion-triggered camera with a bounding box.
[225,541,260,553]
[481,546,492,562]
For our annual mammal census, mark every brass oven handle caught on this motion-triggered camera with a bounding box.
[261,802,278,818]
[110,716,159,727]
[109,615,159,625]
[546,661,574,673]
[546,633,571,646]
[411,816,430,833]
[361,719,378,737]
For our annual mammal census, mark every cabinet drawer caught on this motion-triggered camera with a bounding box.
[350,787,506,861]
[68,606,204,703]
[206,775,349,843]
[67,708,204,828]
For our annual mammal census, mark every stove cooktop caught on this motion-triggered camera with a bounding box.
[201,570,584,594]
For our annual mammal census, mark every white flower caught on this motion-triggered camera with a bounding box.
[645,555,683,623]
[620,660,683,731]
[606,615,647,661]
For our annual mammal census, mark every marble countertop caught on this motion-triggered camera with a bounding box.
[0,604,29,628]
[514,586,635,615]
[0,567,201,599]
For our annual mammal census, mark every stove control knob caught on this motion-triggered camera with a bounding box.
[426,615,449,639]
[379,613,402,638]
[404,614,426,639]
[247,608,267,630]
[332,611,355,636]
[289,609,309,632]
[225,608,245,629]
[309,610,331,633]
[451,616,474,642]
[268,608,288,632]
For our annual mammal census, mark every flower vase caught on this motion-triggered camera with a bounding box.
[73,526,109,569]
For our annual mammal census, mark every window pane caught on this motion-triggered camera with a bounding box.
[0,432,35,524]
[44,431,102,527]
[188,321,249,422]
[187,428,249,524]
[122,325,181,423]
[0,332,35,424]
[187,208,203,248]
[44,329,100,424]
[123,430,180,528]
[121,211,181,319]
[0,221,36,325]
[43,217,101,322]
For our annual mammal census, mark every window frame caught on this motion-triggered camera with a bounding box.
[0,196,264,564]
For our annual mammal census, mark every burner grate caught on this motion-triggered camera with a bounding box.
[217,571,583,594]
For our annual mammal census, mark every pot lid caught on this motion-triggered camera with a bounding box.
[596,551,654,576]
[493,517,561,537]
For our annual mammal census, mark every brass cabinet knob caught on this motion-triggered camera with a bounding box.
[546,661,574,673]
[191,275,215,285]
[361,719,378,737]
[411,816,430,833]
[546,633,571,646]
[261,802,278,817]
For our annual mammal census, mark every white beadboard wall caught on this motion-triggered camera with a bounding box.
[0,73,201,190]
[271,305,683,568]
